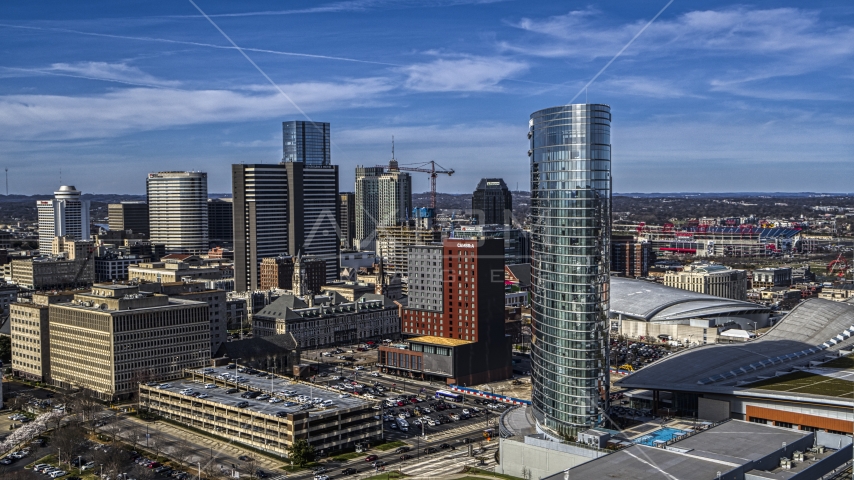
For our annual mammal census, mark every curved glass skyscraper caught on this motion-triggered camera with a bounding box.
[529,104,611,438]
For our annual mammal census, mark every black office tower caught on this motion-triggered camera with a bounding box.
[472,178,512,225]
[207,198,233,248]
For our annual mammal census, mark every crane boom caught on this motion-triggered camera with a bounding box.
[373,160,454,208]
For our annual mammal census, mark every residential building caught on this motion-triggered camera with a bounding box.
[752,267,792,289]
[127,259,223,283]
[49,284,210,400]
[406,244,443,312]
[282,120,330,165]
[207,198,233,248]
[10,302,51,381]
[138,281,227,354]
[664,262,748,300]
[529,104,612,438]
[472,178,512,226]
[147,172,209,254]
[108,201,149,236]
[355,166,383,250]
[453,224,526,265]
[338,192,356,249]
[611,236,652,278]
[252,292,399,348]
[379,238,512,385]
[375,225,441,278]
[259,256,294,291]
[354,161,412,250]
[37,185,90,253]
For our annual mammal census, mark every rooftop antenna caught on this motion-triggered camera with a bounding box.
[4,168,7,196]
[391,135,395,160]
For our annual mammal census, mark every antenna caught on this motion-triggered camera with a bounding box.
[4,168,7,196]
[392,135,395,160]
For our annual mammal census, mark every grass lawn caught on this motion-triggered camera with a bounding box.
[749,371,854,397]
[374,441,407,451]
[362,472,406,480]
[821,354,854,369]
[330,451,363,461]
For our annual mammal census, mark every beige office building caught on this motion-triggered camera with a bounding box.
[664,263,748,301]
[128,261,222,283]
[9,256,95,290]
[49,284,210,400]
[10,303,51,381]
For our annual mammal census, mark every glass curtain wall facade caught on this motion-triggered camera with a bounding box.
[282,121,331,165]
[529,104,611,438]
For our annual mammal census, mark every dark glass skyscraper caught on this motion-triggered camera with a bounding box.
[282,121,331,165]
[529,104,611,438]
[472,178,512,225]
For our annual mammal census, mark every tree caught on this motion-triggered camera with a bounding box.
[285,439,315,467]
[52,424,86,466]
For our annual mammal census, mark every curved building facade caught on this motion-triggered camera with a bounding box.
[529,104,612,437]
[147,171,209,254]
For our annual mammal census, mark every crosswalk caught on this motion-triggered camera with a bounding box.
[398,447,498,477]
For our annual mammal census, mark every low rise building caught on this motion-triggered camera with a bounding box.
[664,262,747,300]
[48,284,210,400]
[128,260,222,283]
[818,284,854,302]
[252,292,399,348]
[752,267,792,289]
[259,256,294,291]
[9,255,94,290]
[94,253,147,282]
[139,368,381,456]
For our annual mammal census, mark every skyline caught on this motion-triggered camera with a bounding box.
[2,0,853,194]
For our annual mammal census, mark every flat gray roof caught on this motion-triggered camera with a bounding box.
[156,366,373,417]
[548,421,811,480]
[616,298,854,397]
[610,277,768,322]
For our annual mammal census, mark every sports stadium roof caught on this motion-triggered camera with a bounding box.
[610,277,769,322]
[616,298,854,400]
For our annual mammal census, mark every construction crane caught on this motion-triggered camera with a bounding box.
[376,160,454,209]
[827,252,850,278]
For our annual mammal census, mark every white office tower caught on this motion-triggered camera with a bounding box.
[147,171,209,254]
[37,185,90,253]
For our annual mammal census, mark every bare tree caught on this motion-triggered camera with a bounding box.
[94,447,129,479]
[171,441,198,466]
[72,389,102,431]
[52,424,86,466]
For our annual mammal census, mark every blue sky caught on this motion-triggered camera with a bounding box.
[2,0,853,195]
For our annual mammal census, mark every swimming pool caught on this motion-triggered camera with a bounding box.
[633,427,688,446]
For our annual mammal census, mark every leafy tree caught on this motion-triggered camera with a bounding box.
[286,439,315,467]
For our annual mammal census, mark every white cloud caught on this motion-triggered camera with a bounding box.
[401,56,528,92]
[48,62,181,88]
[0,78,394,140]
[596,76,698,99]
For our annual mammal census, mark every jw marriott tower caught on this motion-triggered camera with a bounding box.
[529,104,612,438]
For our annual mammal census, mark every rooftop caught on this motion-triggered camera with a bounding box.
[616,298,854,398]
[175,365,370,417]
[610,277,768,322]
[407,335,472,347]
